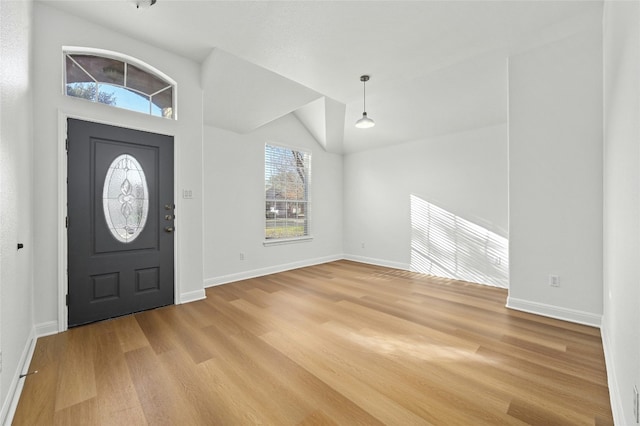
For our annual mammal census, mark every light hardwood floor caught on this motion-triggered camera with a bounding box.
[13,260,613,425]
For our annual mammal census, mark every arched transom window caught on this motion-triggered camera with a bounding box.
[64,48,175,119]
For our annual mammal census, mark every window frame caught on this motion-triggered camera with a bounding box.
[264,143,312,246]
[62,46,177,120]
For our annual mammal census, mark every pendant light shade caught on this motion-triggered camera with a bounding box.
[355,112,375,129]
[355,75,375,129]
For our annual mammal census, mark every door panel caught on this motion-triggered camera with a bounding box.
[67,118,174,327]
[93,140,158,253]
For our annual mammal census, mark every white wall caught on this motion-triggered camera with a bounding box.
[203,114,343,285]
[0,0,35,422]
[602,1,640,424]
[507,26,603,326]
[343,123,508,287]
[32,3,205,332]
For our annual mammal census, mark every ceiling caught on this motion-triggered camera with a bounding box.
[42,0,603,153]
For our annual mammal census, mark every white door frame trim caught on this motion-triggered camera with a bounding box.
[57,110,179,332]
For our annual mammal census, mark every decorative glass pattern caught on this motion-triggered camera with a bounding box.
[102,154,149,243]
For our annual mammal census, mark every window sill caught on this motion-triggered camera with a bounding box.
[263,236,313,247]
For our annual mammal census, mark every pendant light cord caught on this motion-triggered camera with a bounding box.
[363,80,366,112]
[355,75,374,128]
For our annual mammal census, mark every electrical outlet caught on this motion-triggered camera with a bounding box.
[361,242,365,249]
[0,351,2,373]
[549,275,560,287]
[182,189,193,199]
[634,385,639,423]
[239,252,245,261]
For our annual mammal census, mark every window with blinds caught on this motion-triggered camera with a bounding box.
[265,144,311,241]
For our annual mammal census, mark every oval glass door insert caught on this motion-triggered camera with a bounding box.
[103,154,149,243]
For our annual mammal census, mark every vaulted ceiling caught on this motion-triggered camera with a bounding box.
[42,0,603,153]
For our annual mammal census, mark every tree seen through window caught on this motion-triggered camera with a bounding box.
[265,144,311,240]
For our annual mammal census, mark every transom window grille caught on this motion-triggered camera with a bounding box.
[64,50,175,119]
[265,144,311,240]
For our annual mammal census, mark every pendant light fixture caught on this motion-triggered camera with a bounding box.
[355,75,375,129]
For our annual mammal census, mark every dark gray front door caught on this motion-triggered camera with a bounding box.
[67,118,174,327]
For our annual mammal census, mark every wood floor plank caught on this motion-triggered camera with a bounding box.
[297,410,340,426]
[12,260,614,425]
[476,346,612,415]
[53,326,98,411]
[261,329,431,425]
[198,290,383,425]
[94,330,147,424]
[133,308,181,355]
[112,314,150,353]
[311,324,518,425]
[197,326,311,424]
[52,397,99,425]
[124,346,203,425]
[157,306,215,364]
[11,335,63,425]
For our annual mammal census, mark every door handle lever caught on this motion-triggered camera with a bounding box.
[164,226,175,233]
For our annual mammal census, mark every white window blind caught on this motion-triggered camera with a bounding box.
[265,144,311,241]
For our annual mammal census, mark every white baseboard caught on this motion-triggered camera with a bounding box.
[1,328,37,426]
[35,320,59,338]
[342,254,410,271]
[179,289,206,304]
[506,296,602,328]
[601,321,625,426]
[204,254,343,287]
